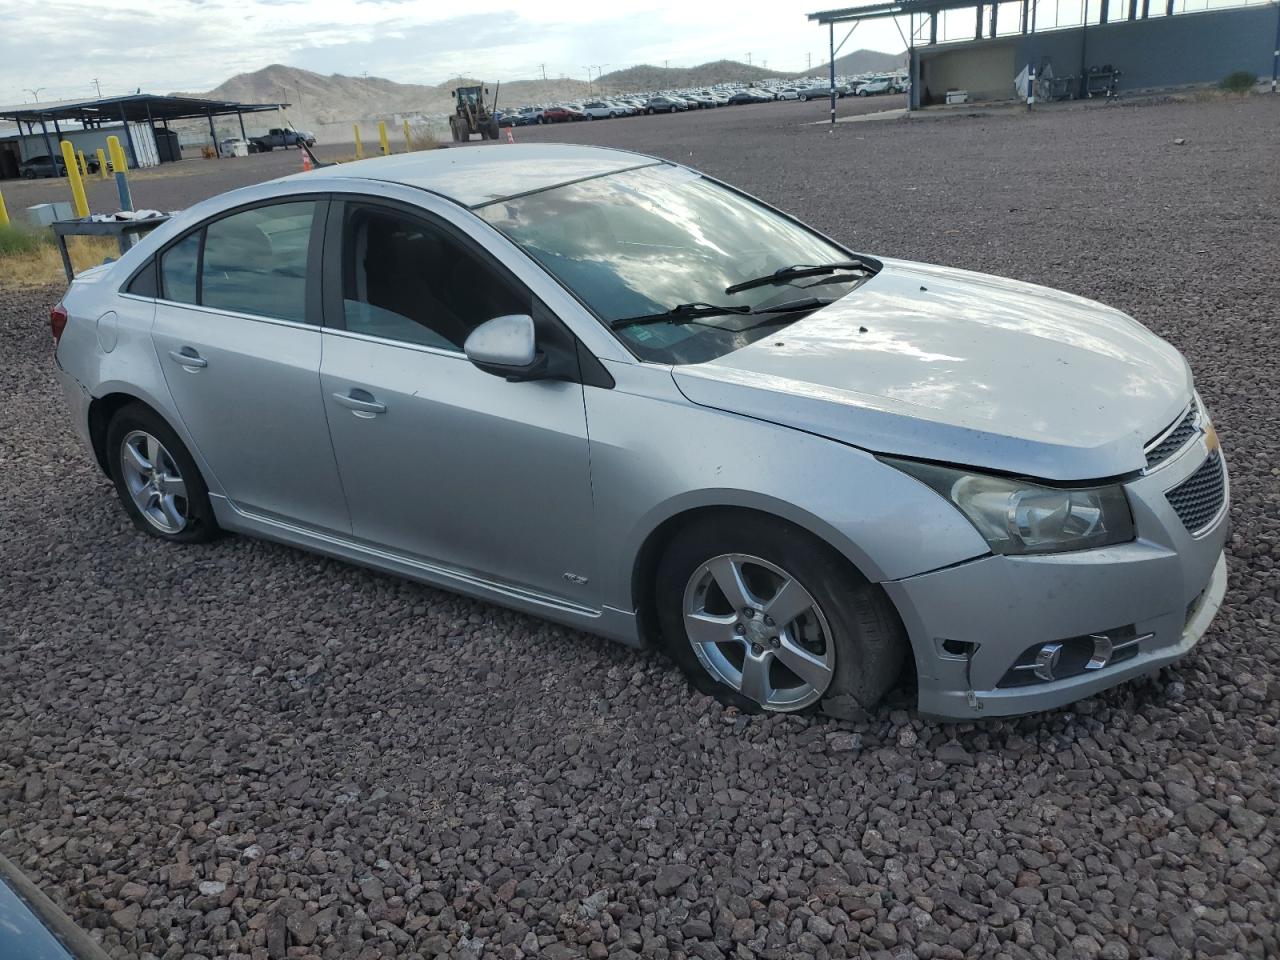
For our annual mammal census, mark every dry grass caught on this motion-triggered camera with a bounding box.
[407,128,443,151]
[0,234,120,288]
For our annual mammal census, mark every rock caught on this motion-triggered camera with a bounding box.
[198,881,226,897]
[654,864,696,896]
[110,903,141,932]
[1229,805,1267,839]
[1185,803,1217,833]
[936,742,973,766]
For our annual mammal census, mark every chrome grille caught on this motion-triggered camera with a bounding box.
[1146,407,1199,469]
[1166,451,1226,533]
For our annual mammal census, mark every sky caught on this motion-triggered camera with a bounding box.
[0,0,910,104]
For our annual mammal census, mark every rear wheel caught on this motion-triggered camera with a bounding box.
[655,514,906,715]
[106,404,219,543]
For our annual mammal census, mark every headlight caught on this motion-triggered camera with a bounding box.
[884,458,1135,555]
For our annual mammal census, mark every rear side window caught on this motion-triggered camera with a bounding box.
[158,201,316,323]
[160,232,200,304]
[202,202,315,323]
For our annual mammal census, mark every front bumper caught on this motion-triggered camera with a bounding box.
[884,430,1230,719]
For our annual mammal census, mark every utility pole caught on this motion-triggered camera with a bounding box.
[746,52,752,65]
[91,78,102,98]
[663,59,669,69]
[807,52,812,71]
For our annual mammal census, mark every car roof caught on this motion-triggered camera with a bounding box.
[288,143,662,209]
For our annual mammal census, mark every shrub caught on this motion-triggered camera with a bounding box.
[407,128,442,151]
[1219,71,1257,94]
[0,222,52,256]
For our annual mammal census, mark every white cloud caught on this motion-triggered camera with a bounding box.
[0,0,905,103]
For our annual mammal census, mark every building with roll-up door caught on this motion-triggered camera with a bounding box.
[806,0,1278,110]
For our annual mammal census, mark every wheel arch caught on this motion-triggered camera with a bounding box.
[628,501,895,650]
[88,391,156,476]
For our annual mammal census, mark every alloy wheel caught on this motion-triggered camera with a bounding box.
[682,553,835,711]
[119,430,189,534]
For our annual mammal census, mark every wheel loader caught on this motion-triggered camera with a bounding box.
[449,83,501,142]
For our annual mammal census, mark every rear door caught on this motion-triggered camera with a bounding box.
[149,196,351,534]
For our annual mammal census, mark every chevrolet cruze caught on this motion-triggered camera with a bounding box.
[51,143,1229,718]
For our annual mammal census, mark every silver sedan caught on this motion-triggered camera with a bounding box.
[52,144,1228,718]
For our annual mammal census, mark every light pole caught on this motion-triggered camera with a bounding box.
[590,65,608,94]
[24,87,45,103]
[91,78,102,98]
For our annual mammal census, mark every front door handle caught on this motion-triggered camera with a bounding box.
[168,348,207,370]
[332,389,386,417]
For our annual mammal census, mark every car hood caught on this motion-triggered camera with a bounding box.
[672,259,1192,481]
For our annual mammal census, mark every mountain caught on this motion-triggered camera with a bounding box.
[180,64,593,130]
[807,48,906,78]
[597,60,776,91]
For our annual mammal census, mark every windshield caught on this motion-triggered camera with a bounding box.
[476,164,867,364]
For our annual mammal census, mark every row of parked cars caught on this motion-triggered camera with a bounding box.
[498,73,908,126]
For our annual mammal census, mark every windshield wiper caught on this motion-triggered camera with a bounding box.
[611,302,751,330]
[724,258,877,295]
[611,297,835,332]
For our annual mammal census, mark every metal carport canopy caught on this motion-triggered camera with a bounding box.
[807,0,982,23]
[0,93,287,125]
[0,93,289,170]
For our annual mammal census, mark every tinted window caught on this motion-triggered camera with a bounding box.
[341,205,528,351]
[201,202,315,322]
[160,231,200,304]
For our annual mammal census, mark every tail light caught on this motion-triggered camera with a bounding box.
[50,303,69,347]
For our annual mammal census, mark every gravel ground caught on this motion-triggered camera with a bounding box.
[2,94,1278,960]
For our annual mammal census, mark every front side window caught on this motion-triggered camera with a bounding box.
[200,202,315,323]
[341,204,528,351]
[477,164,863,364]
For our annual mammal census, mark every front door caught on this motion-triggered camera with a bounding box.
[149,198,350,534]
[319,199,597,605]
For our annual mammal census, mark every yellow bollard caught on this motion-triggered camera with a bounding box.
[77,150,88,178]
[353,124,364,159]
[60,141,90,218]
[378,121,389,156]
[0,189,9,227]
[96,148,108,180]
[107,135,127,174]
[402,119,412,152]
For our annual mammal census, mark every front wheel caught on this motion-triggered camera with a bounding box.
[655,514,906,715]
[106,403,219,543]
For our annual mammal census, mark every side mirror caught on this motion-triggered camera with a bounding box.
[464,314,548,382]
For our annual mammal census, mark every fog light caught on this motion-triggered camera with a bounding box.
[1034,642,1063,681]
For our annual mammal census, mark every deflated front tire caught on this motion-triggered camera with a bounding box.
[655,513,907,715]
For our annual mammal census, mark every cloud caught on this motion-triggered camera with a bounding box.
[0,0,905,104]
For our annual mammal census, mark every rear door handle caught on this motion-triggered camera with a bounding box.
[168,348,207,369]
[332,389,386,417]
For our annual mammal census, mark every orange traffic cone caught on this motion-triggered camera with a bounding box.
[301,151,313,172]
[506,127,515,144]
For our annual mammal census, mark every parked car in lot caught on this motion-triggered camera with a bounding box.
[541,105,580,122]
[643,96,687,113]
[580,101,620,119]
[512,107,544,125]
[726,89,772,105]
[775,88,800,101]
[855,76,897,96]
[52,144,1229,720]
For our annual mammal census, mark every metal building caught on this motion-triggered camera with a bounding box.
[0,94,287,180]
[807,0,1279,110]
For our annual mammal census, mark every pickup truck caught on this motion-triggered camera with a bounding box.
[248,128,316,152]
